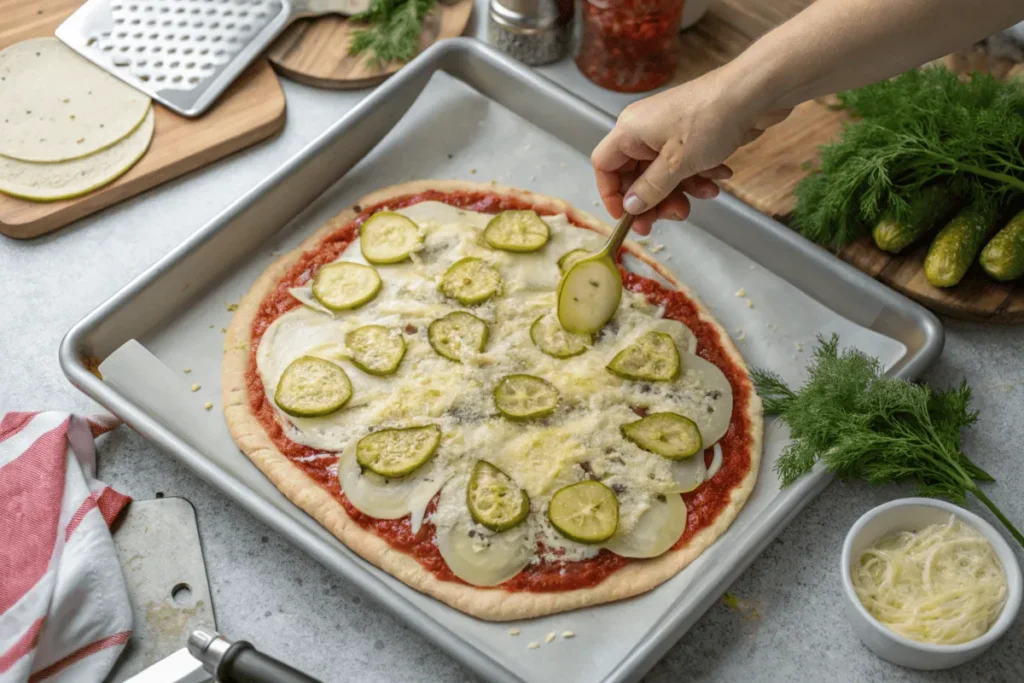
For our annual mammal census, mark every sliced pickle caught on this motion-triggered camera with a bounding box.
[558,248,591,273]
[493,374,559,420]
[607,331,680,381]
[311,262,381,312]
[484,210,550,252]
[355,425,441,478]
[557,256,622,334]
[428,311,488,362]
[439,257,501,305]
[274,356,352,417]
[359,212,421,264]
[529,313,590,358]
[345,325,406,376]
[548,480,619,544]
[467,461,530,532]
[621,412,703,460]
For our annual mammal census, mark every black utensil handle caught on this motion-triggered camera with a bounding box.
[216,640,322,683]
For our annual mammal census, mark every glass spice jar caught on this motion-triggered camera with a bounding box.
[576,0,685,93]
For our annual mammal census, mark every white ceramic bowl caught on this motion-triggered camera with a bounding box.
[841,498,1022,670]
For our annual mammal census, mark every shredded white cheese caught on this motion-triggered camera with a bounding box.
[851,515,1008,645]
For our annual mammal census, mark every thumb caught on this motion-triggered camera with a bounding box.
[622,142,699,215]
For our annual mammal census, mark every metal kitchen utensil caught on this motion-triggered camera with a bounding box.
[56,0,371,117]
[124,628,320,682]
[61,39,943,683]
[107,498,216,682]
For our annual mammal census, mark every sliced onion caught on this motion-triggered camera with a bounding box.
[433,480,533,586]
[288,287,334,315]
[667,451,707,492]
[337,445,446,522]
[679,353,733,446]
[603,493,687,559]
[706,443,724,480]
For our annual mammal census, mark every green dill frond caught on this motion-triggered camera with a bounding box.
[349,0,434,68]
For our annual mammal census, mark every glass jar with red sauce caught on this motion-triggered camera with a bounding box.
[576,0,684,93]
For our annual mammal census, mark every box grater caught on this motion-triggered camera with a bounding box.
[56,0,370,118]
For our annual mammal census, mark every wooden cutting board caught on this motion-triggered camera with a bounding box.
[0,0,287,239]
[267,0,473,90]
[675,0,1024,323]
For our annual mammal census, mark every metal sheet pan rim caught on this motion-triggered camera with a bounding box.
[60,38,943,683]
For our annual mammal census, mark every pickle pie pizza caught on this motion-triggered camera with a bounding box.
[222,180,763,620]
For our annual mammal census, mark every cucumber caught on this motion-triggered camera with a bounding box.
[359,212,421,264]
[979,207,1024,282]
[428,311,488,362]
[439,257,501,305]
[558,248,590,273]
[872,186,958,254]
[356,425,441,478]
[548,481,619,544]
[530,313,590,358]
[557,256,622,334]
[621,412,703,459]
[311,262,381,311]
[345,325,406,376]
[924,200,1000,287]
[467,461,530,532]
[607,331,680,382]
[274,356,352,418]
[493,374,559,420]
[484,210,550,252]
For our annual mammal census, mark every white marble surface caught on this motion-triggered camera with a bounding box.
[2,11,1023,682]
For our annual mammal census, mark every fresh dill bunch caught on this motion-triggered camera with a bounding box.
[350,0,434,68]
[752,334,1023,548]
[791,68,1024,247]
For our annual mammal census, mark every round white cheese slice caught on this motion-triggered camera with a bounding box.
[604,493,687,558]
[679,352,733,446]
[0,38,151,162]
[433,479,533,586]
[337,445,446,527]
[0,106,154,201]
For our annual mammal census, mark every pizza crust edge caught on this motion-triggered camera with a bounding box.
[222,179,764,621]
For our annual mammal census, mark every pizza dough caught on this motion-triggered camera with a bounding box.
[223,181,763,620]
[0,38,151,162]
[0,106,154,201]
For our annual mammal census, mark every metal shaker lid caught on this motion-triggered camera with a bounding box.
[489,0,559,31]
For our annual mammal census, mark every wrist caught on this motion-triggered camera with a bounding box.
[719,37,798,115]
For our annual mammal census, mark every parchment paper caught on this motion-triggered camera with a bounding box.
[102,72,906,683]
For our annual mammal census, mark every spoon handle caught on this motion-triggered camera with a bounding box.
[600,213,635,257]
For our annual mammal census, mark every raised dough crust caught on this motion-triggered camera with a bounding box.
[222,180,763,621]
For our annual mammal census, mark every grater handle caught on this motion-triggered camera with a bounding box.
[290,0,373,18]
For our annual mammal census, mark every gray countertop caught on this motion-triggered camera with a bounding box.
[2,12,1023,682]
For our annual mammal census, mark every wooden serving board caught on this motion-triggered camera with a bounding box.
[0,0,287,239]
[266,0,473,90]
[674,0,1024,322]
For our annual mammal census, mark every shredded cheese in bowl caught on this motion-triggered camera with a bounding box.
[851,515,1008,645]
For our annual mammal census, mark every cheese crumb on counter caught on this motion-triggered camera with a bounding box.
[470,168,477,175]
[649,243,665,254]
[746,299,754,309]
[795,342,804,352]
[508,628,520,636]
[735,287,746,297]
[190,384,200,392]
[545,632,556,643]
[733,329,746,341]
[183,368,191,374]
[562,631,575,638]
[527,642,540,650]
[204,402,213,411]
[226,303,238,312]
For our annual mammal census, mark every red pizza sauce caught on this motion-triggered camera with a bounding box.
[245,191,754,593]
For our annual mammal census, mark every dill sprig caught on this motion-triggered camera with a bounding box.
[349,0,434,69]
[792,67,1024,247]
[752,334,1024,548]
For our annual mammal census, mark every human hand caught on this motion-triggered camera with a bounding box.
[592,67,792,235]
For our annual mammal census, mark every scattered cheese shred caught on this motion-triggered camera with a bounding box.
[562,631,575,638]
[734,288,745,297]
[183,368,191,374]
[190,384,200,392]
[204,402,213,411]
[746,299,754,309]
[545,632,556,643]
[527,642,540,650]
[508,628,520,636]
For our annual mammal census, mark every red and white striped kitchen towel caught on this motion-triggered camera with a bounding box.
[0,412,132,683]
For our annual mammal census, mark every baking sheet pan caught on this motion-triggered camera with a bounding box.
[61,39,943,683]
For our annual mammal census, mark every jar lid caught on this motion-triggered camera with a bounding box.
[489,0,559,31]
